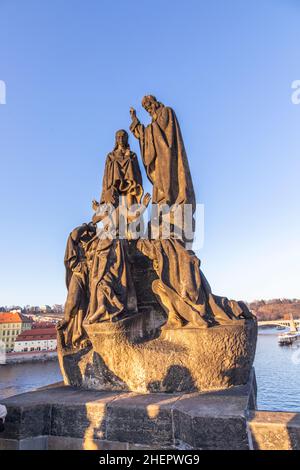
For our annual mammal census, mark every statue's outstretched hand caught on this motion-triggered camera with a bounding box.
[92,199,99,211]
[142,193,151,208]
[130,107,136,119]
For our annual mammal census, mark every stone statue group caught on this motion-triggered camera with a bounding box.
[58,95,253,350]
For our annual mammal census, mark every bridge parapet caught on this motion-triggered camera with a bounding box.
[258,320,300,327]
[248,411,300,450]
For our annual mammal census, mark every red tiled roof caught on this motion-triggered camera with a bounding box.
[0,312,32,324]
[15,328,57,342]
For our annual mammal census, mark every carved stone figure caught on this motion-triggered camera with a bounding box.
[130,95,195,212]
[85,130,151,323]
[86,237,138,324]
[57,223,97,348]
[57,98,257,394]
[100,129,143,207]
[128,96,252,329]
[86,191,151,324]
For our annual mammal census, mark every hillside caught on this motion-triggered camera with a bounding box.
[248,299,300,321]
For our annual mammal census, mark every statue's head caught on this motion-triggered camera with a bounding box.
[142,95,162,117]
[114,129,129,149]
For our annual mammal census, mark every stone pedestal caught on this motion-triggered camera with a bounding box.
[0,371,257,450]
[58,316,257,394]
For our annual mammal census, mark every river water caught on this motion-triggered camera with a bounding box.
[1,329,300,411]
[255,328,300,411]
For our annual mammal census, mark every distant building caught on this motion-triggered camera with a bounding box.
[13,328,57,353]
[52,304,64,314]
[32,321,56,329]
[0,312,32,352]
[26,306,41,313]
[40,305,52,313]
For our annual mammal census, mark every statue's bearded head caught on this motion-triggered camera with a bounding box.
[142,95,162,117]
[115,129,129,149]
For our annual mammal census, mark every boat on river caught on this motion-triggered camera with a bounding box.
[278,313,300,346]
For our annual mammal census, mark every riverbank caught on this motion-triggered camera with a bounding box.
[3,350,57,364]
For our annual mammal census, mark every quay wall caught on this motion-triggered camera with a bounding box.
[4,351,57,364]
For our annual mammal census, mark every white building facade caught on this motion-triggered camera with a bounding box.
[13,328,57,353]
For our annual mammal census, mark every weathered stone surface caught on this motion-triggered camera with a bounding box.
[174,378,256,450]
[2,403,51,440]
[0,374,256,450]
[58,248,257,394]
[104,393,180,447]
[248,411,300,450]
[48,436,129,450]
[0,436,48,450]
[58,317,257,393]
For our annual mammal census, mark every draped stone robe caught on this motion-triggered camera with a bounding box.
[100,149,143,205]
[63,231,96,348]
[64,230,138,334]
[87,238,138,323]
[130,105,196,212]
[137,238,253,328]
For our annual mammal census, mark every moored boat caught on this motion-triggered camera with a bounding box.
[278,313,300,345]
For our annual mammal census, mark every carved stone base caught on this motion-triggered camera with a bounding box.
[58,315,257,393]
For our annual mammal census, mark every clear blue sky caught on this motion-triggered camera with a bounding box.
[0,0,299,306]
